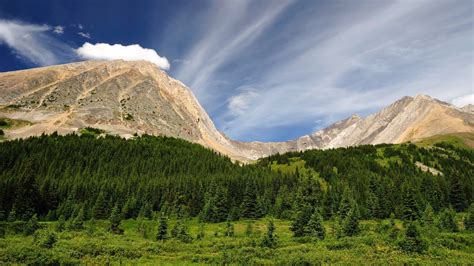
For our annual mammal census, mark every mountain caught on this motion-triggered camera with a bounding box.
[1,60,473,160]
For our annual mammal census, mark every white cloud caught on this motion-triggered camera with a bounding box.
[53,25,64,34]
[452,94,474,107]
[78,32,91,39]
[228,88,259,116]
[0,19,73,66]
[76,42,170,70]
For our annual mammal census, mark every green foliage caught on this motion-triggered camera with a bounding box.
[34,230,57,249]
[398,222,428,253]
[341,205,360,237]
[224,220,235,237]
[69,207,85,230]
[290,204,312,237]
[261,219,277,248]
[55,215,66,232]
[24,214,39,235]
[156,215,168,241]
[109,204,123,234]
[306,209,325,240]
[437,208,458,232]
[421,204,435,227]
[465,203,474,231]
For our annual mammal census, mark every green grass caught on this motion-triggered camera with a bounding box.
[414,132,474,149]
[0,117,31,129]
[1,218,472,264]
[79,127,105,137]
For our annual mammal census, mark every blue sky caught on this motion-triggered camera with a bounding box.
[0,0,473,141]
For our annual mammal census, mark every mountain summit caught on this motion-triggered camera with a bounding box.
[1,60,473,160]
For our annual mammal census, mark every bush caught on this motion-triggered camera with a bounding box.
[437,208,458,232]
[34,230,57,249]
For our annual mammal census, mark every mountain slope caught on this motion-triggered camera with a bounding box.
[1,60,473,160]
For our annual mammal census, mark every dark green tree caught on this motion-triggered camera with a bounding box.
[109,204,123,234]
[464,203,474,231]
[290,204,312,237]
[400,183,421,221]
[156,214,168,241]
[241,180,258,219]
[56,215,66,232]
[306,209,325,240]
[421,204,435,228]
[92,192,108,219]
[24,214,39,235]
[398,222,427,253]
[342,204,359,237]
[69,207,85,230]
[261,219,277,248]
[449,176,467,212]
[437,208,458,232]
[224,220,235,237]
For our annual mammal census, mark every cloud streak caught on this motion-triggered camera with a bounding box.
[0,19,73,66]
[168,0,473,141]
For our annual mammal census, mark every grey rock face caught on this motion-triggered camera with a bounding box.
[1,60,473,161]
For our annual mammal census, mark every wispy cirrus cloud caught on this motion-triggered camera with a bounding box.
[167,0,473,141]
[0,19,74,66]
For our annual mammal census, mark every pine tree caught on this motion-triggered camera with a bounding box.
[421,204,435,227]
[212,186,229,222]
[342,204,359,237]
[399,222,427,253]
[92,192,108,219]
[338,187,353,220]
[24,214,39,235]
[176,222,192,243]
[464,203,474,231]
[109,204,123,234]
[56,215,66,232]
[306,209,325,240]
[138,201,153,219]
[449,176,467,212]
[400,183,420,221]
[261,219,277,248]
[437,208,458,232]
[224,220,235,237]
[70,207,85,230]
[290,204,312,237]
[241,180,258,219]
[156,214,168,241]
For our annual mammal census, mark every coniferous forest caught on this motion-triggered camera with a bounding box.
[0,133,473,264]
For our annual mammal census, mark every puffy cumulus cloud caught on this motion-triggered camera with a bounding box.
[452,94,474,107]
[76,42,170,70]
[0,19,73,66]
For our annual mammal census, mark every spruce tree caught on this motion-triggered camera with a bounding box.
[24,214,39,235]
[399,222,427,253]
[421,204,435,227]
[290,204,312,237]
[138,201,153,219]
[306,209,325,240]
[92,192,108,219]
[241,180,258,219]
[449,176,467,212]
[437,208,458,232]
[464,203,474,231]
[70,207,85,230]
[224,220,235,237]
[109,204,123,234]
[156,214,168,241]
[56,215,66,232]
[342,204,359,237]
[338,187,353,220]
[261,219,277,248]
[400,183,420,221]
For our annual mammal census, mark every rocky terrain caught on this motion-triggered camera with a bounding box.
[1,60,473,161]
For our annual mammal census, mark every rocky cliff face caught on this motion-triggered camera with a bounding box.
[1,60,473,161]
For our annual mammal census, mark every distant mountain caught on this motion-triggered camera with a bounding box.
[1,60,473,160]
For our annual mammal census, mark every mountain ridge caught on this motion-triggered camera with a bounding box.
[1,60,473,160]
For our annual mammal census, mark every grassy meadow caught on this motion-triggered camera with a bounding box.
[1,217,473,265]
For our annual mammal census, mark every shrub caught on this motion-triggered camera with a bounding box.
[437,208,458,232]
[464,203,474,231]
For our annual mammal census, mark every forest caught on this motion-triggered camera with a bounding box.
[0,133,473,264]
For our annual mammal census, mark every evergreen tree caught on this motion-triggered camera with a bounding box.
[56,215,66,232]
[437,208,458,232]
[245,221,253,237]
[342,204,360,237]
[241,180,258,219]
[138,202,153,219]
[464,203,474,231]
[338,187,353,220]
[196,223,205,240]
[449,176,467,212]
[92,192,109,219]
[224,220,235,237]
[398,222,427,253]
[70,207,85,230]
[400,183,421,221]
[109,204,123,234]
[306,209,325,240]
[261,219,277,248]
[290,204,312,237]
[24,214,39,235]
[421,204,435,227]
[156,214,168,241]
